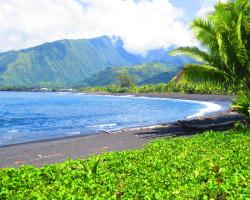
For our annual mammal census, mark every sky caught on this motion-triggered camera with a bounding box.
[0,0,221,54]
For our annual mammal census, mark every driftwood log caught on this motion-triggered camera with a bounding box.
[177,120,247,130]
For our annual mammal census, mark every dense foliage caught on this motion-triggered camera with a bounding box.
[170,0,250,90]
[81,63,181,87]
[81,81,236,94]
[232,92,250,117]
[117,73,135,88]
[1,126,250,199]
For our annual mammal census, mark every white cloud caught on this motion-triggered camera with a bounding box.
[0,0,196,54]
[196,6,214,18]
[196,0,228,18]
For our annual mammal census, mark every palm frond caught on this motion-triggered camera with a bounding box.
[169,0,250,89]
[169,47,210,63]
[191,19,219,53]
[176,64,229,86]
[233,11,249,67]
[169,46,225,71]
[212,3,233,31]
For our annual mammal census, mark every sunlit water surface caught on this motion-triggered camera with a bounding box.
[0,92,223,146]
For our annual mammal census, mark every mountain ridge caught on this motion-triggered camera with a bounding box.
[0,36,190,88]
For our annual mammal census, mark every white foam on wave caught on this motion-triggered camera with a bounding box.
[129,96,223,118]
[125,96,223,119]
[187,101,222,119]
[75,93,86,95]
[60,93,223,119]
[86,123,117,128]
[65,131,81,136]
[56,92,70,96]
[120,95,135,97]
[7,129,19,133]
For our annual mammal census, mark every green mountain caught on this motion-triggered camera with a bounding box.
[0,37,132,87]
[82,63,181,86]
[0,36,190,88]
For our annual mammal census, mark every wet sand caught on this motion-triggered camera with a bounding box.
[0,93,241,168]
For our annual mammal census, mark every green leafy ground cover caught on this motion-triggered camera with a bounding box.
[1,125,250,199]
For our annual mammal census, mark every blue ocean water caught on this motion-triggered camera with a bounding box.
[0,92,221,146]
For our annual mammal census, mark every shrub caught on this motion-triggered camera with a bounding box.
[1,127,250,199]
[232,92,250,117]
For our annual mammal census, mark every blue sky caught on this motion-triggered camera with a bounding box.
[0,0,220,54]
[170,0,217,20]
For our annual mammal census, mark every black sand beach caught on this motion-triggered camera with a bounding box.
[0,93,244,168]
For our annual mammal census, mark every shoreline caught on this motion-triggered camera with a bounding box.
[0,92,231,148]
[80,92,235,102]
[0,93,239,168]
[0,90,236,102]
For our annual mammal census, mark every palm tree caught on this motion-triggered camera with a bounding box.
[170,0,250,90]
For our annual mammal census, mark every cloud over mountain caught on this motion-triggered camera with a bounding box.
[0,0,196,54]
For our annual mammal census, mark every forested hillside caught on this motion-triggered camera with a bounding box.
[82,63,181,86]
[0,36,189,88]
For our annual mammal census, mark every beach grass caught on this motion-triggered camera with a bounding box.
[0,124,250,199]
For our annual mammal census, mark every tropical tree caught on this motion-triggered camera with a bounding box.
[170,0,250,90]
[118,73,135,88]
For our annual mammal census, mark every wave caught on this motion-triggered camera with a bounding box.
[75,94,224,119]
[116,95,223,118]
[65,131,81,136]
[86,123,117,128]
[7,129,19,133]
[187,101,222,119]
[119,95,135,97]
[56,92,70,96]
